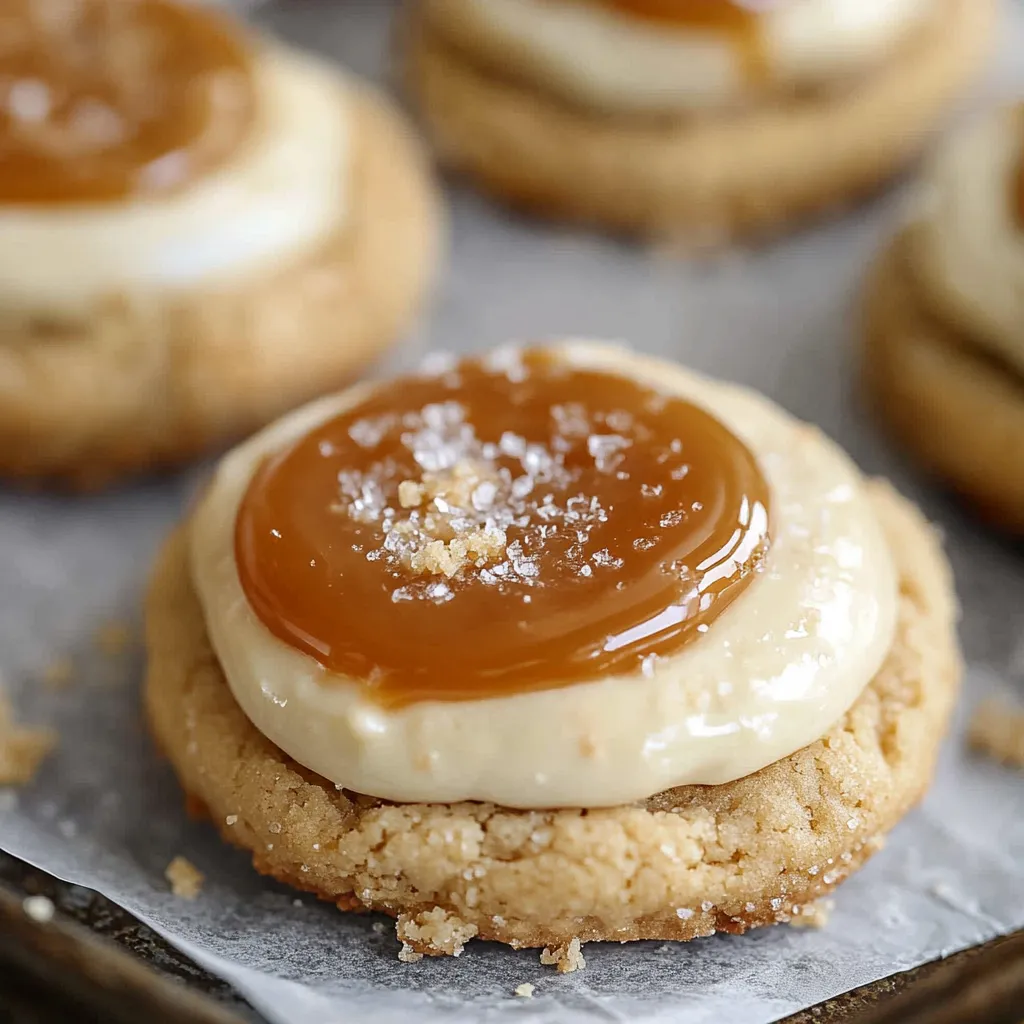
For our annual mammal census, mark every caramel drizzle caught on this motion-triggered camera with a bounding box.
[235,351,771,706]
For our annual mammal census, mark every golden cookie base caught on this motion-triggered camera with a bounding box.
[145,481,958,955]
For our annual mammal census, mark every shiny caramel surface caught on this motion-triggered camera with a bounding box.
[235,351,771,705]
[0,0,254,204]
[589,0,766,79]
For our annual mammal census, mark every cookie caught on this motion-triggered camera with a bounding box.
[402,0,992,241]
[863,231,1024,533]
[0,84,441,490]
[145,479,958,956]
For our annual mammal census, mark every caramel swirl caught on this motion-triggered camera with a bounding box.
[0,0,254,204]
[235,350,771,706]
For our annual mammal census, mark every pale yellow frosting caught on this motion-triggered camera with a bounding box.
[912,105,1024,375]
[0,43,350,315]
[189,341,898,810]
[423,0,933,114]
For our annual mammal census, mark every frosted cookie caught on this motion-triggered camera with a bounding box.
[146,341,960,960]
[864,105,1024,532]
[403,0,993,241]
[0,0,441,489]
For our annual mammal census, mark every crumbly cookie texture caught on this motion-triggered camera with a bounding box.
[968,698,1024,769]
[540,937,586,974]
[402,0,991,242]
[863,231,1024,533]
[145,479,958,955]
[396,906,479,958]
[0,83,440,490]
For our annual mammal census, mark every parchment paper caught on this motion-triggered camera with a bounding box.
[3,3,1024,1021]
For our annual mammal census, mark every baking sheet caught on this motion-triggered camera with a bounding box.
[3,2,1024,1022]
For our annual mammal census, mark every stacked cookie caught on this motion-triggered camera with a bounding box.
[865,105,1024,531]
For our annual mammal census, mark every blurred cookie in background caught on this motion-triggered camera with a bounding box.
[864,102,1024,532]
[403,0,993,242]
[0,0,442,489]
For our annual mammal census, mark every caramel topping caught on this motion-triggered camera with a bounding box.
[235,351,771,706]
[584,0,766,80]
[0,0,254,205]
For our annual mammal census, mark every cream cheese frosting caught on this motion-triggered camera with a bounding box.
[0,43,350,315]
[912,105,1024,375]
[421,0,934,114]
[188,341,898,809]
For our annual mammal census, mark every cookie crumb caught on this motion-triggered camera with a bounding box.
[95,620,133,656]
[0,693,55,785]
[968,697,1024,768]
[22,895,55,923]
[42,657,74,689]
[165,856,204,900]
[789,899,834,929]
[515,982,535,998]
[396,907,479,958]
[398,943,423,963]
[540,936,586,974]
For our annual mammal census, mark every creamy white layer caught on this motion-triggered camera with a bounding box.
[0,43,350,314]
[912,106,1024,375]
[190,341,897,809]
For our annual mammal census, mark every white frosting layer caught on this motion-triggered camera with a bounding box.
[189,341,897,809]
[423,0,933,114]
[913,106,1024,374]
[0,44,350,313]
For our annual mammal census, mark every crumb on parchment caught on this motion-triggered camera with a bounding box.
[0,691,55,785]
[165,856,204,900]
[968,697,1024,769]
[396,907,479,960]
[789,899,834,929]
[515,982,535,998]
[540,936,586,973]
